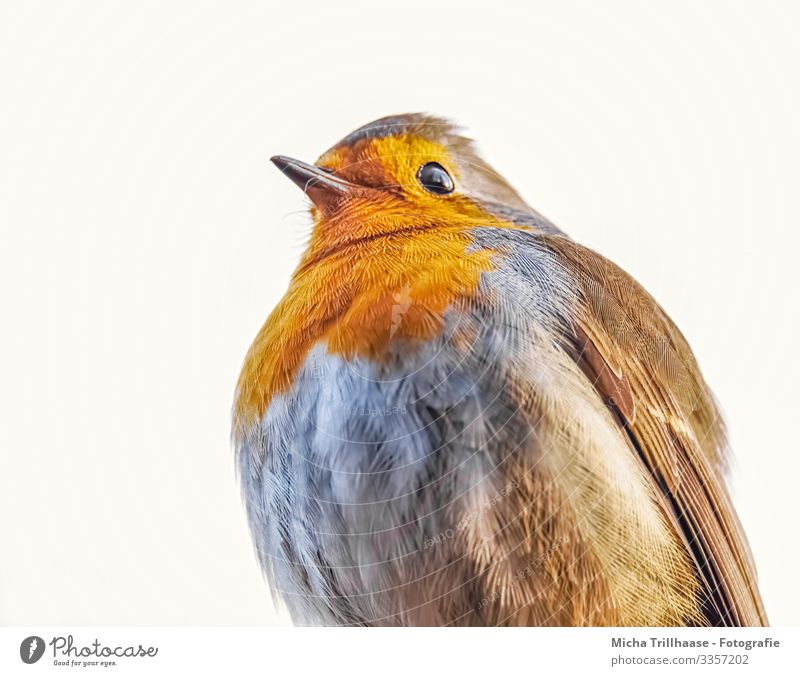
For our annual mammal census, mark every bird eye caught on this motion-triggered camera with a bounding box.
[417,162,454,195]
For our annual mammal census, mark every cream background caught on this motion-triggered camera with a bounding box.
[1,0,798,625]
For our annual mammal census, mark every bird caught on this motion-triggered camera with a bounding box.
[233,113,767,627]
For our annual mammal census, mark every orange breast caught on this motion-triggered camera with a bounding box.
[233,206,506,430]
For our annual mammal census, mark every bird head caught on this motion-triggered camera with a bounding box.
[270,114,532,253]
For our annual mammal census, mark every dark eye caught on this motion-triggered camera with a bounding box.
[417,162,454,195]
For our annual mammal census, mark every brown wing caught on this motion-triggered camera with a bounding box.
[543,235,767,626]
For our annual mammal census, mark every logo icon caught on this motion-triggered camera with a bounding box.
[390,285,412,338]
[20,636,45,664]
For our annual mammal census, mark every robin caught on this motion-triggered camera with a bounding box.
[233,114,767,626]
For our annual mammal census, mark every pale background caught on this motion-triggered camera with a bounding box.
[1,0,798,626]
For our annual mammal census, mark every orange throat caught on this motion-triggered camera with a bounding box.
[234,201,507,427]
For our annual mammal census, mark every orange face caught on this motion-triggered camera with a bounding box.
[297,135,503,260]
[318,135,461,199]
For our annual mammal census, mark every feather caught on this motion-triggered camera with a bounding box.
[542,234,767,626]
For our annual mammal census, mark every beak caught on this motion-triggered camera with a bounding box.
[270,155,355,209]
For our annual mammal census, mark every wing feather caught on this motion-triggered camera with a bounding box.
[541,235,767,626]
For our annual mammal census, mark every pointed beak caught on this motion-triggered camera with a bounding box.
[270,155,355,209]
